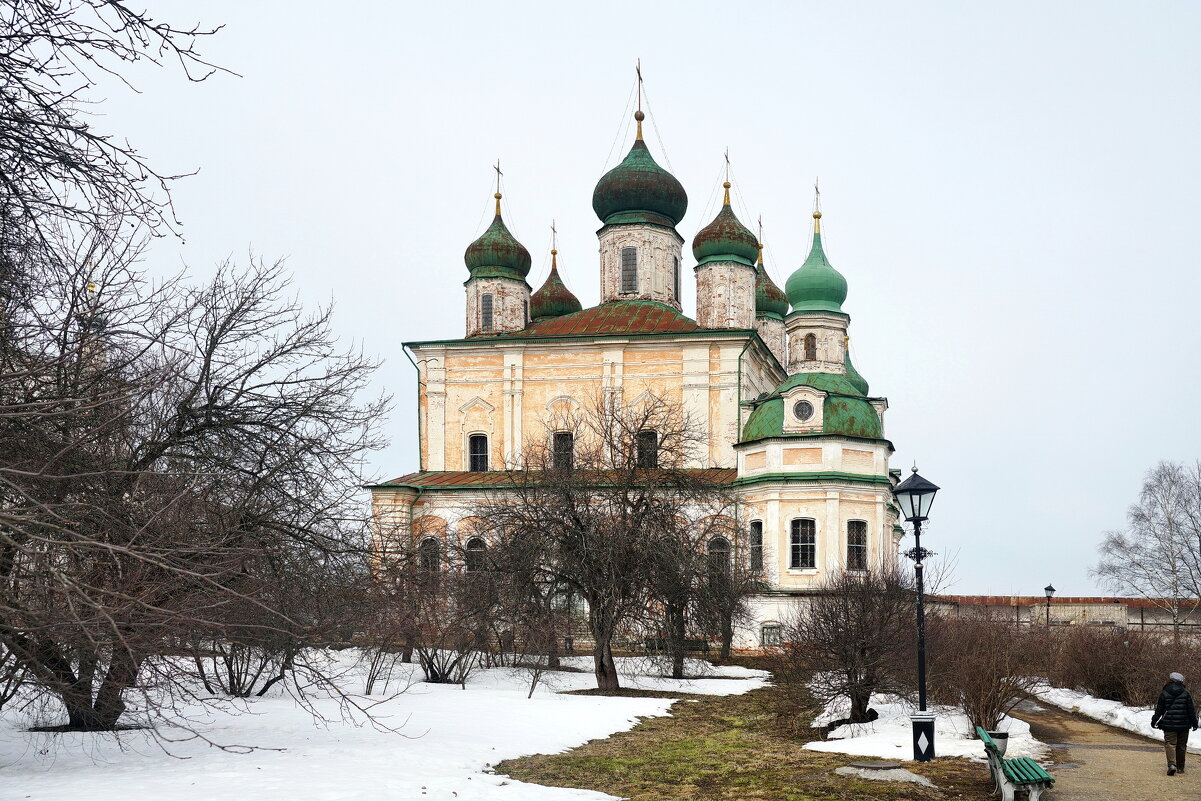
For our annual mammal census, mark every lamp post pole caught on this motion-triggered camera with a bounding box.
[914,516,928,712]
[893,466,940,763]
[1044,584,1055,627]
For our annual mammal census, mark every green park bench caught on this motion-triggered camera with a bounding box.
[975,726,1054,801]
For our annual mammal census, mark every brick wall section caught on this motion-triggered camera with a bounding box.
[597,224,684,307]
[465,277,530,336]
[785,310,849,374]
[695,261,756,329]
[755,315,786,367]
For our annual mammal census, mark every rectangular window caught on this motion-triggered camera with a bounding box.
[468,434,488,472]
[621,247,638,293]
[481,294,494,332]
[552,431,574,470]
[636,430,658,468]
[673,256,680,300]
[847,520,868,570]
[760,624,781,647]
[749,521,763,572]
[790,518,815,569]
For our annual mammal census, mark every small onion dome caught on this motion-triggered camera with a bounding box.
[785,211,847,313]
[844,349,870,395]
[754,245,789,318]
[592,117,688,228]
[464,193,532,279]
[691,182,759,266]
[530,251,582,321]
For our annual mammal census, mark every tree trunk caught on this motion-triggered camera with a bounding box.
[668,604,687,679]
[849,687,872,723]
[719,612,734,661]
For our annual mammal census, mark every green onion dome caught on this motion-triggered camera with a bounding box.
[785,211,847,313]
[530,251,583,321]
[844,349,870,395]
[740,372,882,443]
[754,244,789,318]
[691,182,759,266]
[592,113,687,228]
[464,193,532,279]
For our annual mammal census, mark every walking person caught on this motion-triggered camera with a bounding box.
[1151,672,1199,775]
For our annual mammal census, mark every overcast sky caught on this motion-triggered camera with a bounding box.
[98,1,1201,597]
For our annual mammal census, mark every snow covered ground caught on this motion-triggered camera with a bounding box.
[803,694,1046,762]
[0,653,768,801]
[1031,683,1201,754]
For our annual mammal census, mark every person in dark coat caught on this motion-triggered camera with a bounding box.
[1151,672,1199,775]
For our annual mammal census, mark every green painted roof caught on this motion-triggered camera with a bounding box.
[740,371,882,442]
[844,350,869,395]
[692,197,759,266]
[464,210,532,279]
[592,139,688,228]
[755,262,789,318]
[785,222,847,313]
[530,262,582,320]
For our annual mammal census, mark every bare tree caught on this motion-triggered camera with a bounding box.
[0,252,387,731]
[477,392,732,691]
[1093,461,1201,640]
[1,0,226,248]
[770,568,916,724]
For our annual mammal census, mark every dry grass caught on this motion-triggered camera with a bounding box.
[495,666,997,801]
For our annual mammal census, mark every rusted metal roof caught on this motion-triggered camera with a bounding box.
[471,300,704,339]
[368,468,739,490]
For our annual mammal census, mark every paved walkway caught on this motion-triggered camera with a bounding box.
[1009,698,1199,800]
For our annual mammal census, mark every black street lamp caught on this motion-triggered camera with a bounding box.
[894,466,940,763]
[1044,584,1056,627]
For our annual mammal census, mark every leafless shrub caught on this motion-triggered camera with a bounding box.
[1043,626,1201,706]
[768,568,917,723]
[926,618,1043,732]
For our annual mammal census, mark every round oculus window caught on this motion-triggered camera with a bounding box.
[793,400,814,421]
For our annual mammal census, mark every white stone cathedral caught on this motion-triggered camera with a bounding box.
[369,105,902,649]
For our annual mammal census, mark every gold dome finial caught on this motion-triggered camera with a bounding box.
[634,109,644,142]
[756,241,764,266]
[494,192,502,216]
[812,176,822,234]
[722,180,731,206]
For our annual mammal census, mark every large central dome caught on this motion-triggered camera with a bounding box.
[592,124,687,228]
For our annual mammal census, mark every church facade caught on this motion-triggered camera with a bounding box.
[369,108,902,649]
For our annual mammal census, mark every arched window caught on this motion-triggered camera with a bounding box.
[673,256,680,300]
[790,518,816,569]
[481,294,494,332]
[465,537,487,572]
[523,298,529,324]
[847,520,868,570]
[803,333,817,361]
[419,537,440,572]
[636,430,658,468]
[468,434,488,472]
[707,537,731,578]
[552,431,574,470]
[749,520,764,572]
[621,247,638,293]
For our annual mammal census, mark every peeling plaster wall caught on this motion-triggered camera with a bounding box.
[465,277,530,336]
[785,310,850,374]
[755,316,786,367]
[597,224,684,307]
[695,261,756,329]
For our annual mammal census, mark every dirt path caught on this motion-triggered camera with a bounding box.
[1009,698,1198,800]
